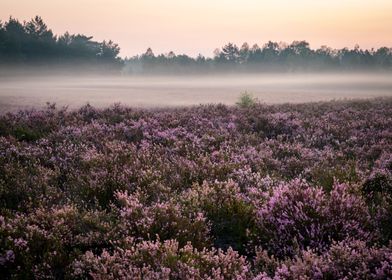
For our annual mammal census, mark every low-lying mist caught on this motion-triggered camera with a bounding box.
[0,72,391,113]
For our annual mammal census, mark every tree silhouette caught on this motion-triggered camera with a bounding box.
[221,43,240,63]
[1,15,391,72]
[124,40,392,73]
[0,16,121,67]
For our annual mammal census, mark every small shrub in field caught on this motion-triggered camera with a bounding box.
[236,91,257,108]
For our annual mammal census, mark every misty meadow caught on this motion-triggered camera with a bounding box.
[1,7,392,280]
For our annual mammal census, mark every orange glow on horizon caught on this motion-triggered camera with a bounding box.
[1,0,391,57]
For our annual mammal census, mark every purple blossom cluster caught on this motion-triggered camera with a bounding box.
[0,98,392,279]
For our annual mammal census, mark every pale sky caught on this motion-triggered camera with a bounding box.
[1,0,391,57]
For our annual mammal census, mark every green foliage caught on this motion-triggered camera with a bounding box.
[309,160,360,192]
[1,15,392,72]
[0,16,121,67]
[124,41,392,74]
[236,91,257,108]
[179,181,258,255]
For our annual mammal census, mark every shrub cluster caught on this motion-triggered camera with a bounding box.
[0,98,392,279]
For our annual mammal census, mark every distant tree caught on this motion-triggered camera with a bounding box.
[196,53,206,63]
[251,44,261,53]
[0,16,121,67]
[25,16,53,40]
[144,47,155,58]
[248,44,262,64]
[0,21,5,56]
[314,46,338,69]
[213,47,225,64]
[57,31,71,47]
[99,40,120,61]
[290,40,311,56]
[24,16,56,60]
[288,41,313,69]
[375,47,392,68]
[339,46,363,69]
[3,17,26,59]
[239,42,250,64]
[166,51,175,59]
[174,54,193,66]
[261,41,280,64]
[221,43,240,63]
[64,34,101,60]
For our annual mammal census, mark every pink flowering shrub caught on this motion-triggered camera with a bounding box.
[270,240,392,279]
[178,180,258,254]
[256,180,373,258]
[0,205,115,278]
[114,190,212,249]
[0,98,391,278]
[363,153,392,244]
[72,238,251,280]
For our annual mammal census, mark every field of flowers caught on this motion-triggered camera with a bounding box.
[1,98,392,279]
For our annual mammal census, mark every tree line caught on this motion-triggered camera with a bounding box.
[125,42,392,73]
[0,16,121,68]
[1,16,391,73]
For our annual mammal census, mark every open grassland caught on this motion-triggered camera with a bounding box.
[1,98,392,279]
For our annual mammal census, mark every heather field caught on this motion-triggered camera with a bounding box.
[1,98,392,279]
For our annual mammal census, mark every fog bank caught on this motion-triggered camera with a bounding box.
[0,73,391,113]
